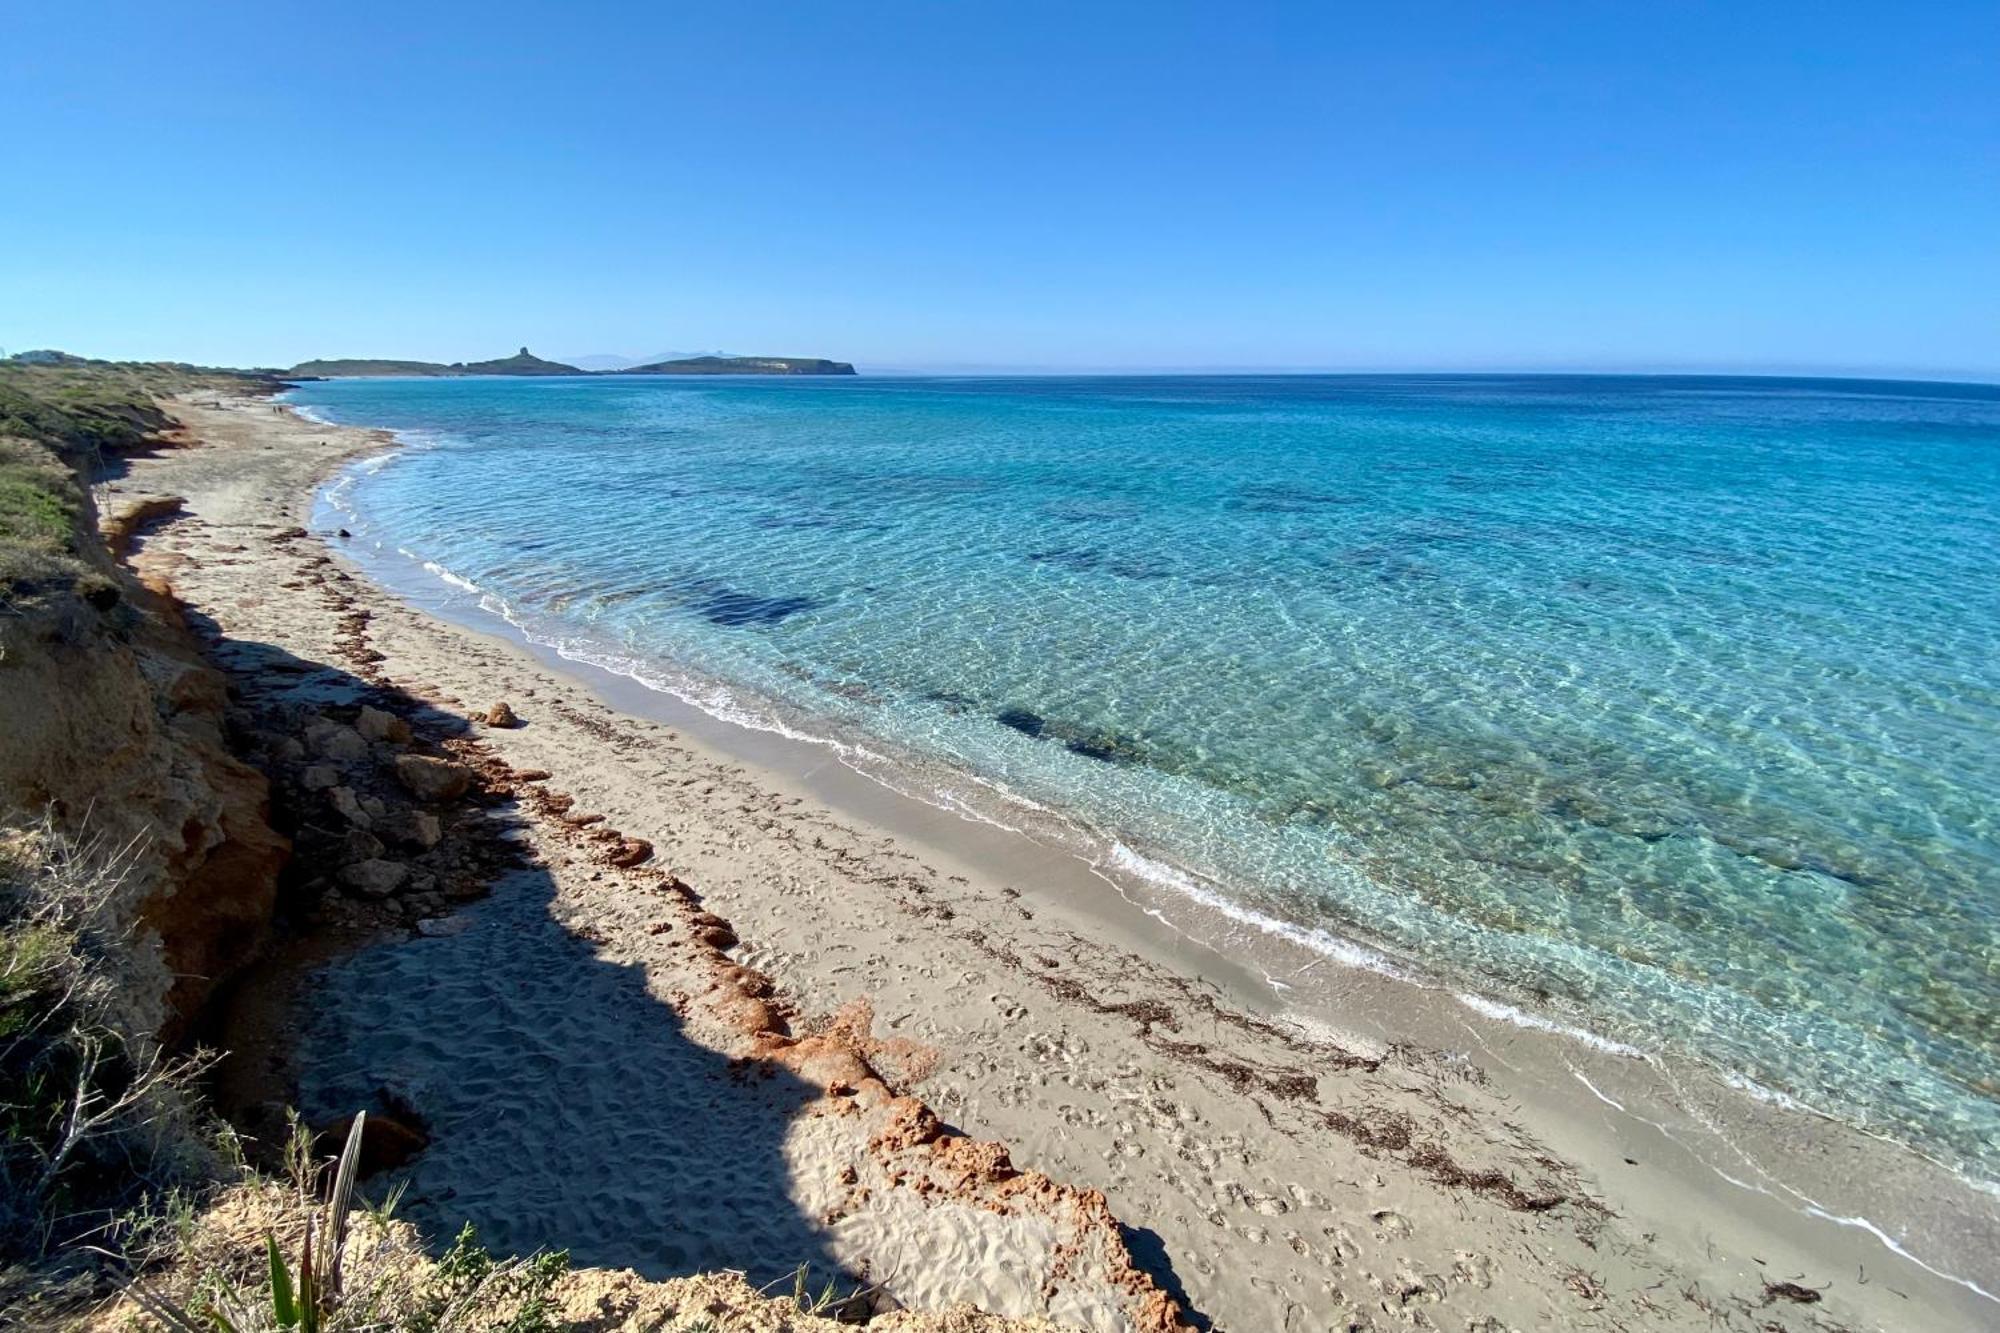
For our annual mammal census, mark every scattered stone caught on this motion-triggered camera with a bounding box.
[514,768,551,782]
[485,700,520,728]
[327,786,372,828]
[416,916,470,938]
[443,874,486,902]
[356,705,411,745]
[378,809,442,850]
[339,859,408,898]
[341,828,387,863]
[306,720,370,763]
[692,912,737,950]
[608,837,654,868]
[393,754,471,802]
[299,763,340,792]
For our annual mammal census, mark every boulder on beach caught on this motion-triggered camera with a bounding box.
[339,858,408,898]
[377,808,442,850]
[393,753,471,802]
[307,720,369,763]
[356,704,411,744]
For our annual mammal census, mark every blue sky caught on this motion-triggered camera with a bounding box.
[3,2,1994,377]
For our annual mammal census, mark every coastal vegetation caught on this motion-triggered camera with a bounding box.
[0,357,271,607]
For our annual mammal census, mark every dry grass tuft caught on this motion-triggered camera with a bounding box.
[1,816,218,1268]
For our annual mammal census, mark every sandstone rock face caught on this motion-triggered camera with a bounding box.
[0,575,288,1041]
[393,754,472,802]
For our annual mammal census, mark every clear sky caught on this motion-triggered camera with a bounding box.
[3,2,1994,377]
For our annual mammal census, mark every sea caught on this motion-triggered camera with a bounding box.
[292,371,2000,1193]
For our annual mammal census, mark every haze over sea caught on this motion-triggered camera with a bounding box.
[298,372,2000,1181]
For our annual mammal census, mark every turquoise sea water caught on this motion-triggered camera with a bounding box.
[296,373,2000,1180]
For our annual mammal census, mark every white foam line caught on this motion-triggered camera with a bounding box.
[478,595,892,768]
[1569,1067,1627,1112]
[1455,992,1647,1058]
[1096,844,1668,1074]
[1720,1070,1813,1116]
[423,561,481,594]
[365,522,1071,853]
[1654,1063,2000,1305]
[833,759,1034,836]
[1102,842,1411,980]
[1801,1207,1997,1304]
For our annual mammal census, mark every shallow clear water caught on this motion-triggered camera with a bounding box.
[296,373,2000,1179]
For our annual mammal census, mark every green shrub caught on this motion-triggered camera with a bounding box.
[0,450,79,554]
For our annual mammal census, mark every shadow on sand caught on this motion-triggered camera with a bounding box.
[190,616,851,1293]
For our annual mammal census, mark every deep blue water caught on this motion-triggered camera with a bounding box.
[296,373,2000,1178]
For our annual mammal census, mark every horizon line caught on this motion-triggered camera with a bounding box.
[7,345,1995,388]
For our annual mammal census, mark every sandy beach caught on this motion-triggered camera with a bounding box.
[100,392,1996,1332]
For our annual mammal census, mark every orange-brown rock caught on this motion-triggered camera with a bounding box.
[607,837,653,868]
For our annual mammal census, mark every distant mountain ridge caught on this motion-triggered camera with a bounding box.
[287,347,854,378]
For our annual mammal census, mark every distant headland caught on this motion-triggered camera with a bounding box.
[286,347,856,378]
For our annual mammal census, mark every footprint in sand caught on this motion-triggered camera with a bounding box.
[1370,1207,1414,1237]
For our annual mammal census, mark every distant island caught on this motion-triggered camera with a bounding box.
[616,355,856,376]
[286,347,855,378]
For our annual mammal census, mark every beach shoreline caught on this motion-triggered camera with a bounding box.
[110,392,1997,1331]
